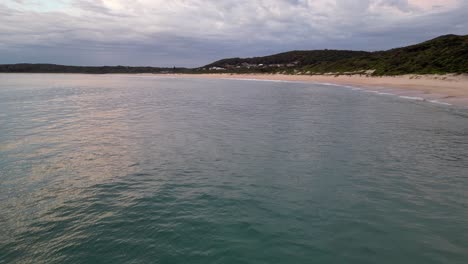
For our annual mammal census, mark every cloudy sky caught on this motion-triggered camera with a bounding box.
[1,0,467,67]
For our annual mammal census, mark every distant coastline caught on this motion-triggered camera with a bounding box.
[1,34,467,76]
[0,64,190,74]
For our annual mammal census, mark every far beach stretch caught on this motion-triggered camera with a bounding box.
[158,73,468,107]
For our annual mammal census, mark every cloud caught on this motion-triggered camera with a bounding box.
[0,0,466,66]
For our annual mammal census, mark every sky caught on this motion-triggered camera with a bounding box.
[0,0,467,67]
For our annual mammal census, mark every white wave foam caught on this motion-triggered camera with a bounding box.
[319,82,343,87]
[220,78,297,83]
[126,75,169,78]
[429,100,452,106]
[399,96,425,101]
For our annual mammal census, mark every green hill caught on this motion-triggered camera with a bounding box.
[205,50,370,68]
[203,34,468,75]
[0,64,189,74]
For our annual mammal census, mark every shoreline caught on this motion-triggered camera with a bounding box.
[157,73,468,107]
[2,72,468,107]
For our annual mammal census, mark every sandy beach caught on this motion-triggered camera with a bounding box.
[159,73,468,107]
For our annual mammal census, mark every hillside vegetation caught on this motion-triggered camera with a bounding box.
[205,50,370,68]
[203,34,468,75]
[0,64,189,74]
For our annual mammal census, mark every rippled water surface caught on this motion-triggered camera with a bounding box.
[1,74,468,263]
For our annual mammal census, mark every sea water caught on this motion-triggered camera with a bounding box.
[1,74,468,263]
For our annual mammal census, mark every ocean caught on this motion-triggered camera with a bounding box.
[1,74,468,263]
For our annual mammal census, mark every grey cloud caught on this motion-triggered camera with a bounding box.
[0,0,466,67]
[378,0,413,12]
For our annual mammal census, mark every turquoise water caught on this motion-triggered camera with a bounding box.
[1,74,468,263]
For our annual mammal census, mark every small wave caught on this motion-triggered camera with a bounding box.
[342,85,361,90]
[320,82,343,87]
[365,91,394,96]
[126,75,175,79]
[429,100,452,106]
[220,78,295,83]
[399,96,425,101]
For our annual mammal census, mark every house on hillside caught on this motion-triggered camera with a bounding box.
[209,67,226,71]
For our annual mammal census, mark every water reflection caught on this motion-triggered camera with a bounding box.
[0,76,145,248]
[1,74,468,264]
